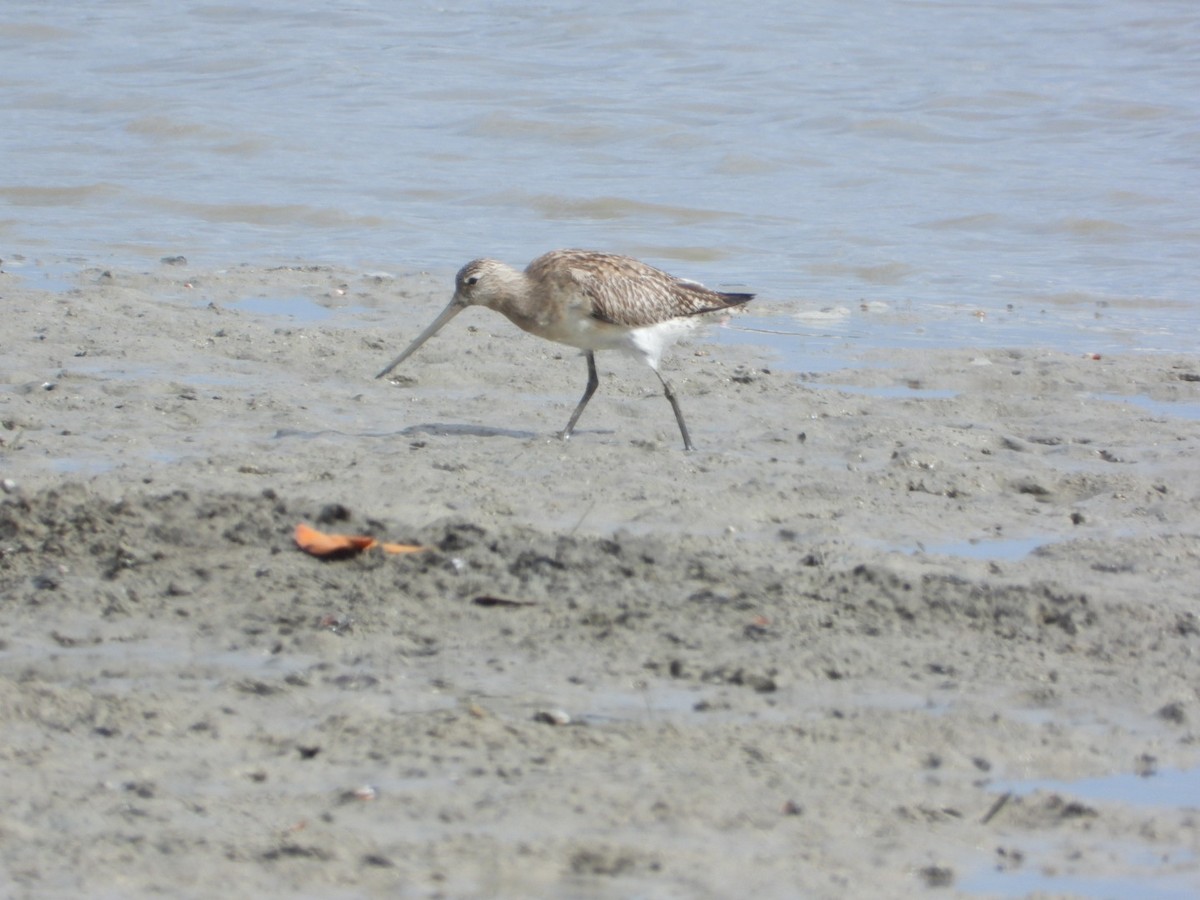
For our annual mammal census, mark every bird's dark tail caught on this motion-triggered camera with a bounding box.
[691,291,754,316]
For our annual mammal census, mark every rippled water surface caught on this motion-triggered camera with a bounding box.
[2,1,1198,351]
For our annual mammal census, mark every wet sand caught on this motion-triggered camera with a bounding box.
[2,261,1199,897]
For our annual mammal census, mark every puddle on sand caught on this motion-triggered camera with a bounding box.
[810,382,958,400]
[48,456,120,476]
[960,855,1200,900]
[46,441,183,476]
[916,535,1051,560]
[1092,392,1200,421]
[991,766,1200,811]
[229,295,368,323]
[873,535,1054,561]
[2,257,83,293]
[714,300,1200,373]
[459,671,954,728]
[714,313,881,374]
[574,683,950,724]
[960,769,1200,897]
[1,635,311,686]
[66,362,254,388]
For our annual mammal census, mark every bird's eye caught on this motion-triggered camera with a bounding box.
[465,276,479,285]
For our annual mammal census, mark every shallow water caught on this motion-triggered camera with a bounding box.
[963,768,1200,898]
[994,766,1200,810]
[3,1,1198,354]
[962,858,1200,900]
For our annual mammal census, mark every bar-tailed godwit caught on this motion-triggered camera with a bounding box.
[376,249,753,450]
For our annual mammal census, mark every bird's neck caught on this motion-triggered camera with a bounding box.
[482,268,546,329]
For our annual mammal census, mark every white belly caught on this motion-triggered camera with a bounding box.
[522,313,698,369]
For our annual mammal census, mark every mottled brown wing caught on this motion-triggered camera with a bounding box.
[530,249,751,328]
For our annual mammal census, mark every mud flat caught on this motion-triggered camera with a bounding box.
[2,262,1198,896]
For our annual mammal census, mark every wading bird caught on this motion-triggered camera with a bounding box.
[376,249,753,450]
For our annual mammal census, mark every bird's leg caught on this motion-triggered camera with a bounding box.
[653,368,695,451]
[559,351,599,441]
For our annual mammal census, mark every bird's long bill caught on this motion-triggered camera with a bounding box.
[374,300,464,379]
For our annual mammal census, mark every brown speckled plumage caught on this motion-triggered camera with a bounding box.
[377,250,754,450]
[524,249,752,327]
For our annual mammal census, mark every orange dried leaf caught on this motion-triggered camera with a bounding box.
[294,522,376,558]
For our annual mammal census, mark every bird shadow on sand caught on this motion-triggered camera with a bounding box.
[396,422,541,440]
[273,423,543,441]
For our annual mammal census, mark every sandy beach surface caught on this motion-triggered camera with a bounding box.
[2,261,1198,898]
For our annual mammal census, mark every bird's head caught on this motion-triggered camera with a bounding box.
[452,258,519,309]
